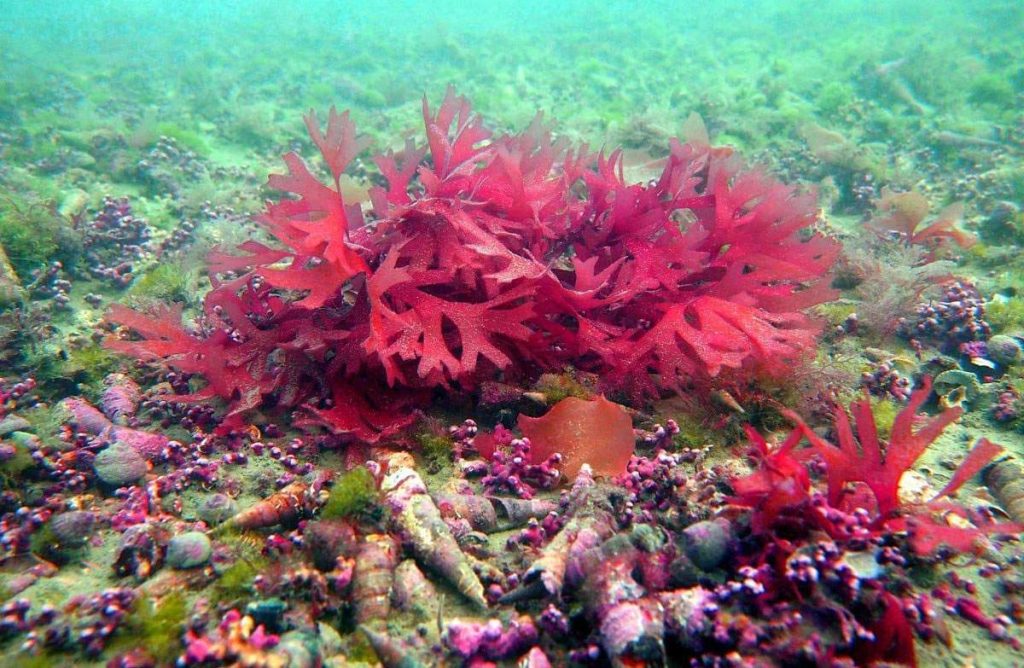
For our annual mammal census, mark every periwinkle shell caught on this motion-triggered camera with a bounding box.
[197,493,237,525]
[987,334,1023,367]
[93,442,147,487]
[680,518,733,571]
[166,531,212,569]
[50,511,96,548]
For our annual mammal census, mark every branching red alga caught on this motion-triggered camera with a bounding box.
[107,88,839,439]
[732,377,1016,555]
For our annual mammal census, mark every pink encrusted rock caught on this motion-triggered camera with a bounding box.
[106,425,168,460]
[57,397,112,435]
[100,373,142,425]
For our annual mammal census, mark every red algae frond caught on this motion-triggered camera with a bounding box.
[519,395,634,479]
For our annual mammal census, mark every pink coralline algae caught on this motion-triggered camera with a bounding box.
[56,396,168,461]
[464,425,562,499]
[106,88,839,440]
[444,616,539,663]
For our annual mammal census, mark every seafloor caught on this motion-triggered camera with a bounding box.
[1,2,1023,667]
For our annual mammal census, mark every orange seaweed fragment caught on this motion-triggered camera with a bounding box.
[519,395,634,479]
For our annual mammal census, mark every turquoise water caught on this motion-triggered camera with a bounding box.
[5,0,1019,149]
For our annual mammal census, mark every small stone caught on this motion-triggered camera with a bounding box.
[987,335,1022,367]
[197,493,237,525]
[93,442,148,487]
[0,415,30,438]
[166,531,212,569]
[681,518,733,571]
[50,511,96,548]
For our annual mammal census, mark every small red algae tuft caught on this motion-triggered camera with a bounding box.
[519,395,634,478]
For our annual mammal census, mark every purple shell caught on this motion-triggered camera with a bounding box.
[101,373,142,425]
[58,397,112,435]
[107,426,168,461]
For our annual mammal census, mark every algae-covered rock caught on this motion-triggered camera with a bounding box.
[50,510,96,548]
[166,531,212,569]
[0,243,24,308]
[93,442,147,486]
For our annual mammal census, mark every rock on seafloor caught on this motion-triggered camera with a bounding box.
[93,442,148,487]
[166,531,212,569]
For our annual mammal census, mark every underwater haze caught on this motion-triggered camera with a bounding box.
[1,0,1024,667]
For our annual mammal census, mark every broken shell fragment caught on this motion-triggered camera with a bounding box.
[933,369,981,408]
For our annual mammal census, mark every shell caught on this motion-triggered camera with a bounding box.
[984,457,1024,522]
[114,523,169,581]
[100,373,142,425]
[93,442,148,487]
[49,510,96,548]
[0,414,30,437]
[435,493,498,533]
[391,559,437,617]
[304,519,357,572]
[166,531,212,569]
[680,518,733,572]
[490,497,558,530]
[381,464,487,608]
[986,334,1023,367]
[933,369,982,406]
[351,533,399,624]
[106,425,169,460]
[223,480,319,530]
[198,493,238,526]
[599,597,666,664]
[359,625,429,668]
[57,397,112,435]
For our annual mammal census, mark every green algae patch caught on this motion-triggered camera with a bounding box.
[130,264,198,305]
[111,591,188,663]
[320,466,380,521]
[211,555,269,607]
[416,430,455,474]
[531,371,593,404]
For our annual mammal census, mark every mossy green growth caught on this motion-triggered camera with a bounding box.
[968,73,1015,107]
[211,555,269,606]
[814,301,859,329]
[112,591,187,662]
[869,396,900,442]
[155,123,210,156]
[987,297,1024,332]
[0,195,82,277]
[416,431,454,473]
[320,466,379,521]
[816,82,855,116]
[31,343,122,397]
[0,440,36,485]
[28,523,58,561]
[669,412,721,451]
[130,263,198,305]
[532,371,592,404]
[8,653,60,668]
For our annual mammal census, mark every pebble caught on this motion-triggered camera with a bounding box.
[93,442,148,487]
[166,531,212,569]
